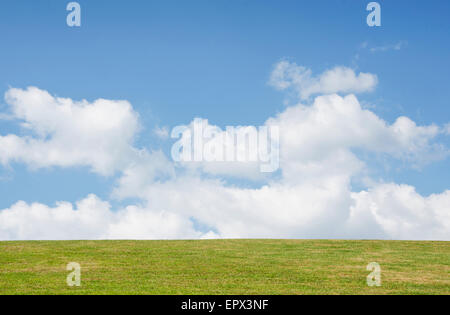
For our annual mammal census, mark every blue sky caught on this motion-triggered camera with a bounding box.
[0,1,449,240]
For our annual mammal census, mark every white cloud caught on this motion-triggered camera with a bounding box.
[4,177,447,240]
[144,179,450,240]
[107,94,449,240]
[169,94,443,182]
[0,82,449,241]
[0,87,140,175]
[112,150,175,200]
[350,184,450,240]
[269,61,378,100]
[0,195,112,240]
[266,94,444,183]
[169,118,273,181]
[0,194,211,240]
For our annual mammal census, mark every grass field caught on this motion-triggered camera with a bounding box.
[0,240,448,295]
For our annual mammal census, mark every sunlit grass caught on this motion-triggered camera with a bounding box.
[0,240,448,295]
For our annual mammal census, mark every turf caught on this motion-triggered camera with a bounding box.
[0,240,448,295]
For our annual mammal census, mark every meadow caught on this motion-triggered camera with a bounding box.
[0,240,448,295]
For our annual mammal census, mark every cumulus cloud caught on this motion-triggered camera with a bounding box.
[167,118,277,181]
[0,79,449,241]
[0,194,212,240]
[2,179,448,240]
[135,179,450,240]
[350,184,450,240]
[269,61,378,100]
[0,87,140,175]
[166,94,443,182]
[106,94,449,240]
[112,150,175,200]
[266,94,444,183]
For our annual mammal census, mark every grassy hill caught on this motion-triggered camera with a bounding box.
[0,240,448,295]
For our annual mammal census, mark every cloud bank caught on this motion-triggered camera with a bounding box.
[0,65,449,241]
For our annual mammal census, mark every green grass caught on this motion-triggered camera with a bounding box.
[0,240,448,295]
